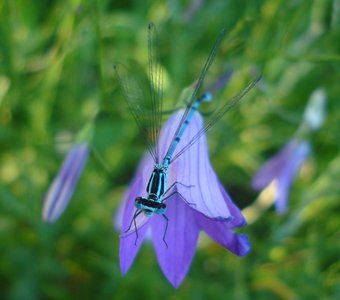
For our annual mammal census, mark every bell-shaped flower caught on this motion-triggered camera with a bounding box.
[252,88,326,214]
[116,110,250,288]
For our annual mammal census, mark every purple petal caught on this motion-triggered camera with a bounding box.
[217,182,247,228]
[119,221,149,275]
[114,153,154,231]
[195,212,250,256]
[151,194,200,288]
[42,143,89,223]
[119,192,150,275]
[158,111,232,220]
[275,140,310,214]
[194,181,250,256]
[252,140,298,190]
[118,154,154,274]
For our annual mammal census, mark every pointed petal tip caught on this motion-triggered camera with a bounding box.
[196,210,251,256]
[169,278,183,289]
[151,199,199,290]
[275,203,288,215]
[42,214,54,224]
[119,224,149,278]
[159,266,188,289]
[42,201,59,223]
[235,234,251,256]
[161,265,187,289]
[119,240,137,276]
[119,260,130,276]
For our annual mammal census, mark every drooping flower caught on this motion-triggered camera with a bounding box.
[252,139,311,214]
[252,88,326,214]
[116,110,250,288]
[42,142,89,223]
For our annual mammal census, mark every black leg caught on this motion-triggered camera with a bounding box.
[125,209,143,246]
[162,214,169,248]
[125,209,142,233]
[133,213,139,246]
[164,181,195,196]
[162,191,196,207]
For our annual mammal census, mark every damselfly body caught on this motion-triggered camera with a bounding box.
[114,23,260,241]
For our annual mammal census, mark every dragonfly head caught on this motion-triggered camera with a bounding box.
[203,92,212,102]
[134,197,167,216]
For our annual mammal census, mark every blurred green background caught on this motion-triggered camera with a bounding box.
[0,0,339,299]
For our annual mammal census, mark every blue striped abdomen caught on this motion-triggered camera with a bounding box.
[162,93,211,166]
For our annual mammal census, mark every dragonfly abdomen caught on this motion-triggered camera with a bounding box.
[162,93,212,166]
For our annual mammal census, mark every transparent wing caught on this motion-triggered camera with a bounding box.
[114,23,164,163]
[147,23,163,163]
[171,76,261,163]
[163,28,226,161]
[114,63,157,162]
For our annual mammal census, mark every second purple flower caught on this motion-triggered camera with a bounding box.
[252,139,311,214]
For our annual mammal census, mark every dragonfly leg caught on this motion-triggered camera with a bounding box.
[164,181,195,195]
[125,209,143,246]
[125,209,142,232]
[162,214,169,248]
[162,191,196,207]
[133,214,139,246]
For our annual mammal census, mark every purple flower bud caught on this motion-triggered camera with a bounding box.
[205,70,233,95]
[42,143,89,223]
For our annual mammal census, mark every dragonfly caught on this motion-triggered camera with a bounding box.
[114,23,260,241]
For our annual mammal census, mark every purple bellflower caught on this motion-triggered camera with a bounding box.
[252,89,326,214]
[116,110,250,288]
[42,123,93,223]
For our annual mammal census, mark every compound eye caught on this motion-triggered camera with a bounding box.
[135,197,142,204]
[160,203,166,209]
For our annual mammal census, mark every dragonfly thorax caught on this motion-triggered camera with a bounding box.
[134,166,169,217]
[146,165,168,199]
